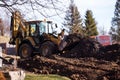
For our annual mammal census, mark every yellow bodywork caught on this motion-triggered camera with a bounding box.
[12,11,26,38]
[25,37,36,46]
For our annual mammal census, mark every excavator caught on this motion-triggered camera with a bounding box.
[9,11,72,58]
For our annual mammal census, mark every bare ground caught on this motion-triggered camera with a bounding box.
[18,54,120,80]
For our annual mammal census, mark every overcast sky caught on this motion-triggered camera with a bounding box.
[74,0,116,34]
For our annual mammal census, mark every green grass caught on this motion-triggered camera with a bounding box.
[25,74,71,80]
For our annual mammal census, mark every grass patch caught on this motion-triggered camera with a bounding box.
[25,74,70,80]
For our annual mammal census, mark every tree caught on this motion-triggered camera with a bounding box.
[110,0,120,42]
[99,26,107,35]
[63,0,83,34]
[0,0,67,18]
[3,17,10,36]
[84,10,98,36]
[0,18,4,36]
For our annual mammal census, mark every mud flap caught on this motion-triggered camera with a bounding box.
[58,40,67,51]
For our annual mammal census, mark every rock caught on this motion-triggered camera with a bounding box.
[3,70,25,80]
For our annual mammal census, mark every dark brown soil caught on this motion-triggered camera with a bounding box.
[18,54,120,80]
[18,35,120,80]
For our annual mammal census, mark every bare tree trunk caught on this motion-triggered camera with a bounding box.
[0,18,4,36]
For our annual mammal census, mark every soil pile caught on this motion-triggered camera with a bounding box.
[62,36,101,58]
[62,34,120,61]
[18,55,120,80]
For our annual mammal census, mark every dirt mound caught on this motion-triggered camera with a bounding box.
[64,43,120,61]
[62,36,101,58]
[61,34,120,61]
[95,44,120,62]
[97,70,120,80]
[18,55,120,80]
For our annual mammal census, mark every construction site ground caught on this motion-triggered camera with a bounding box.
[0,36,120,80]
[18,49,120,80]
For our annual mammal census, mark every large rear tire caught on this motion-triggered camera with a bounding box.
[18,43,33,59]
[40,41,55,57]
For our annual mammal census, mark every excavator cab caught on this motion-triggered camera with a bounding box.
[24,21,58,43]
[25,21,55,37]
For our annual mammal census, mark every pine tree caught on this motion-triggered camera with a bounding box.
[63,0,83,35]
[110,0,120,42]
[84,10,98,36]
[112,0,120,26]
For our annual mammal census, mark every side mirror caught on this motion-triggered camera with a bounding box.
[52,31,57,34]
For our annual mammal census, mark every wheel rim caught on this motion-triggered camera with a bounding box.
[21,47,29,58]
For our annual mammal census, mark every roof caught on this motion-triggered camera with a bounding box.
[25,20,52,24]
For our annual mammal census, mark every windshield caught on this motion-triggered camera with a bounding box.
[39,22,46,35]
[38,21,54,35]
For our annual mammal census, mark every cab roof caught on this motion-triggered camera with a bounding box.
[25,20,52,24]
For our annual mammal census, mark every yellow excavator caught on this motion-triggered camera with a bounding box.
[9,11,102,59]
[9,11,67,58]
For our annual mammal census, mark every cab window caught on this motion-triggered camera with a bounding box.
[30,24,36,36]
[39,22,46,35]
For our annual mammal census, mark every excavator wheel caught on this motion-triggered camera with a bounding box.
[40,41,55,57]
[18,43,33,59]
